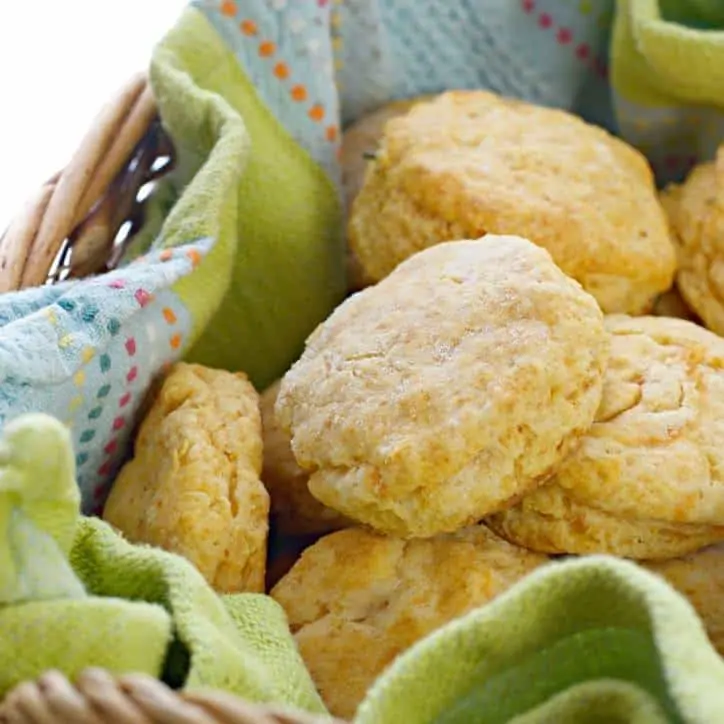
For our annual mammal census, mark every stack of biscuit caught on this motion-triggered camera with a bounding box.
[101,90,724,720]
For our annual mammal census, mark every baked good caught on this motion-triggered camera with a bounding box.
[103,363,269,593]
[488,314,724,557]
[271,525,549,718]
[646,544,724,656]
[661,147,724,334]
[348,90,676,314]
[276,236,608,538]
[260,380,349,536]
[487,484,724,560]
[341,97,432,292]
[534,315,724,524]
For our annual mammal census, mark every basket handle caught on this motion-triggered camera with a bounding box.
[0,72,165,293]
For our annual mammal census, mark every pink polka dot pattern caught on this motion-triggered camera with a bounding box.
[521,0,608,79]
[94,329,141,484]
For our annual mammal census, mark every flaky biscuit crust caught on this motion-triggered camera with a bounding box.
[661,148,724,335]
[541,315,724,525]
[271,525,548,718]
[260,380,349,536]
[349,90,676,314]
[103,363,269,593]
[276,237,608,538]
[487,484,724,560]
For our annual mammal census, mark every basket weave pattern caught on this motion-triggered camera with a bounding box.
[0,669,346,724]
[0,74,171,292]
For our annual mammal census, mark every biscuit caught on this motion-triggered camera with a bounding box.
[645,545,724,655]
[276,236,608,538]
[522,315,724,526]
[486,484,724,560]
[103,363,269,593]
[488,314,724,556]
[271,525,549,718]
[260,380,349,536]
[660,148,724,335]
[342,97,432,292]
[349,90,676,314]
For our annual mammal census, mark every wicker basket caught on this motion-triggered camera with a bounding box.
[0,74,170,292]
[0,77,345,724]
[0,669,346,724]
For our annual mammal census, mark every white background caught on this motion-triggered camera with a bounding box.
[0,0,187,231]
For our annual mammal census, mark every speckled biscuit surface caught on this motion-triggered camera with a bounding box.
[260,380,349,536]
[646,545,724,655]
[271,525,549,719]
[103,363,269,593]
[535,315,724,525]
[487,484,724,560]
[348,90,676,314]
[276,236,608,538]
[661,148,724,335]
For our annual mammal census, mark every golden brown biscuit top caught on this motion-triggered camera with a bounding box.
[103,362,269,593]
[271,524,548,718]
[276,237,607,510]
[553,314,724,525]
[272,524,547,633]
[381,91,651,183]
[351,90,675,312]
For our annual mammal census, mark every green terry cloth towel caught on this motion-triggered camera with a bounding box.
[611,0,724,181]
[0,413,171,696]
[0,413,326,716]
[71,517,325,713]
[129,6,346,391]
[356,555,724,724]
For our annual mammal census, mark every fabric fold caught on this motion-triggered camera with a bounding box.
[356,556,724,724]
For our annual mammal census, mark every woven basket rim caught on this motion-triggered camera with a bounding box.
[0,668,347,724]
[0,72,171,294]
